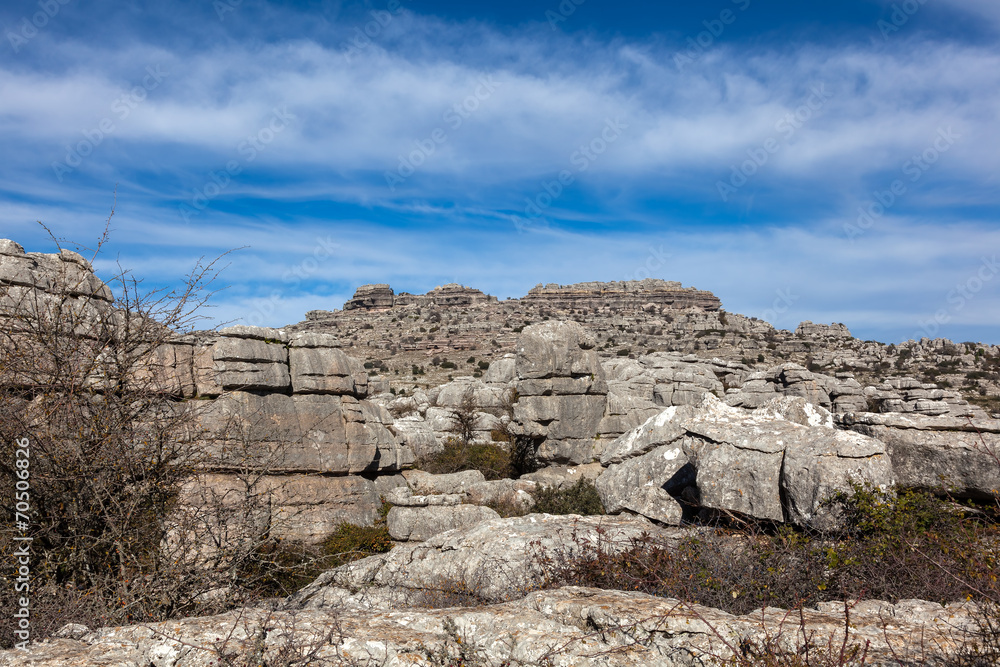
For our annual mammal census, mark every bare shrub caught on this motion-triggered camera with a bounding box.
[0,222,231,641]
[0,223,351,646]
[531,486,1000,616]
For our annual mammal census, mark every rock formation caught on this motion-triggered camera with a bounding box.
[343,283,496,311]
[343,283,395,310]
[513,321,608,465]
[522,279,722,312]
[596,395,893,529]
[842,411,1000,499]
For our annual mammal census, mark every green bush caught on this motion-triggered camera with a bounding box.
[419,438,513,480]
[319,521,393,569]
[532,478,605,516]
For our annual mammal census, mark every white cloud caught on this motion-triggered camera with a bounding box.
[1,7,997,344]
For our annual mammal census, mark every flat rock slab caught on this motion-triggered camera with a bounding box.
[288,513,680,609]
[402,469,485,495]
[2,588,978,666]
[386,504,500,541]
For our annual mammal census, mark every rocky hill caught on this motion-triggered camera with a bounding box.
[291,279,1000,418]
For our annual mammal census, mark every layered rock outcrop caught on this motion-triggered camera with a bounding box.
[0,243,412,545]
[598,353,735,439]
[343,283,395,310]
[343,283,497,311]
[842,411,1000,499]
[522,278,721,312]
[177,328,413,543]
[795,320,853,339]
[513,321,608,465]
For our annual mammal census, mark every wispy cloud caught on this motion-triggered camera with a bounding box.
[1,1,997,344]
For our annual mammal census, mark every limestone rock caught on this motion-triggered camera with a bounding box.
[782,428,894,529]
[515,394,606,462]
[598,395,892,528]
[464,478,537,510]
[0,238,25,255]
[0,249,113,301]
[372,473,407,500]
[396,283,497,308]
[796,321,852,339]
[211,336,290,391]
[520,463,603,490]
[217,325,288,342]
[170,473,378,551]
[600,406,692,465]
[401,469,485,495]
[843,411,1000,499]
[386,504,500,541]
[290,513,676,609]
[288,345,368,396]
[192,392,412,474]
[515,320,604,385]
[522,279,722,312]
[482,353,516,384]
[1,588,979,666]
[384,486,463,507]
[435,376,505,410]
[596,443,688,524]
[343,283,395,310]
[389,415,441,460]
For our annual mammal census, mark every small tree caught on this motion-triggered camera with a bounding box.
[448,386,480,446]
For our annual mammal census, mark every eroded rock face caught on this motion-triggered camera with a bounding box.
[289,334,369,396]
[514,321,609,465]
[343,283,498,311]
[796,321,853,339]
[595,395,894,528]
[0,244,113,302]
[401,469,486,495]
[212,336,291,391]
[343,283,395,310]
[192,392,411,475]
[598,354,729,440]
[9,588,977,667]
[522,279,722,312]
[843,411,1000,499]
[173,473,379,546]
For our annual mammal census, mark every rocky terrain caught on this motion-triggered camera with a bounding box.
[293,281,1000,418]
[2,239,1000,665]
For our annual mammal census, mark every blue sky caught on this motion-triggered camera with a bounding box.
[1,0,998,344]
